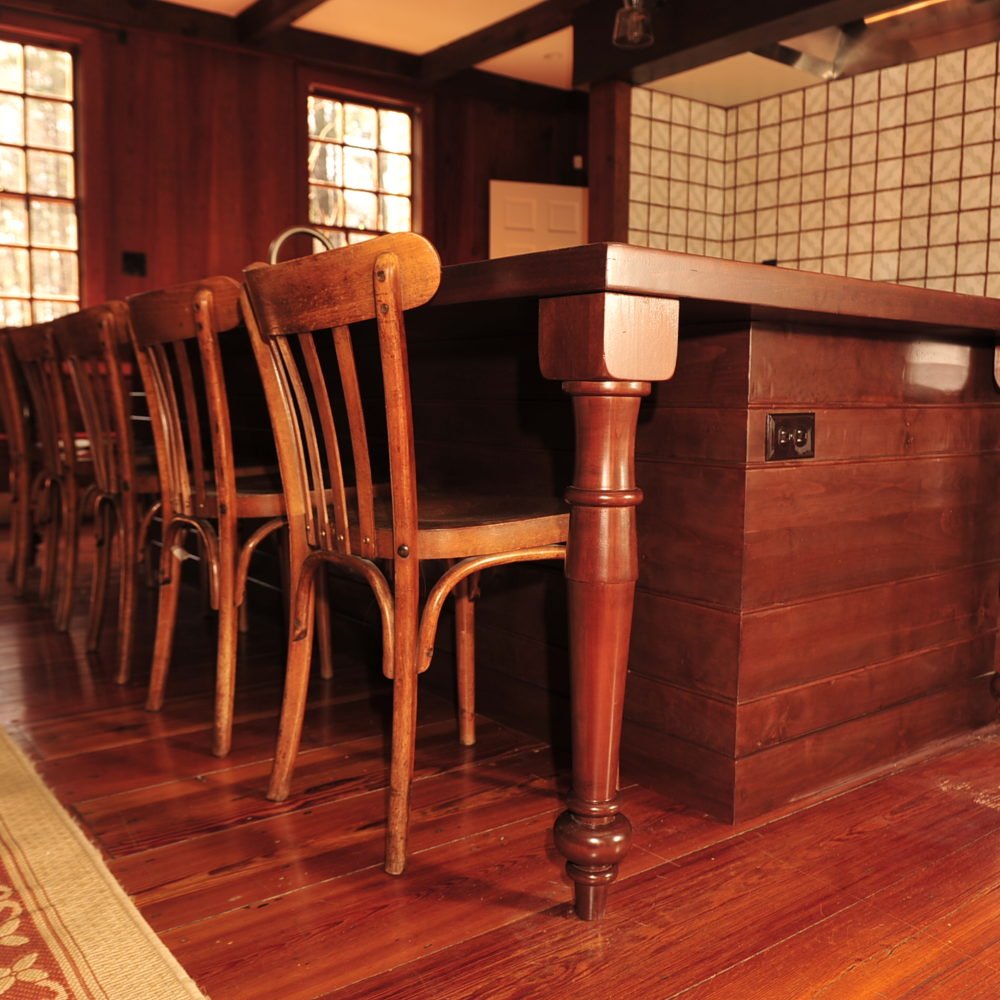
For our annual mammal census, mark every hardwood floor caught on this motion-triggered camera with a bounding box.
[1,536,998,999]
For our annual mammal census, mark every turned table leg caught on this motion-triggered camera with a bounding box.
[554,379,649,920]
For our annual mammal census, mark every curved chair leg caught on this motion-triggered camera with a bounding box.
[115,497,141,686]
[267,558,317,802]
[315,568,334,681]
[453,576,476,747]
[145,524,186,704]
[85,497,114,652]
[213,520,239,758]
[38,480,59,606]
[54,478,79,632]
[10,463,31,596]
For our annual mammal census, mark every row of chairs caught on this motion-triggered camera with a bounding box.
[0,232,569,874]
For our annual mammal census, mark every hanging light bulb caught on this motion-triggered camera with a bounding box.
[612,0,654,49]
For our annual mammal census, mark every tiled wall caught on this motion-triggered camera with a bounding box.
[629,42,1000,295]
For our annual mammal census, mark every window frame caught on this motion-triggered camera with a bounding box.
[296,65,432,251]
[0,11,105,315]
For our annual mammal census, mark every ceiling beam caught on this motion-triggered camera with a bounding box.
[420,0,592,82]
[572,0,907,85]
[236,0,326,41]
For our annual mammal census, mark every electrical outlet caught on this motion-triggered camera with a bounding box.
[766,412,815,461]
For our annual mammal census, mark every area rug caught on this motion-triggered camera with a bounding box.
[0,728,207,999]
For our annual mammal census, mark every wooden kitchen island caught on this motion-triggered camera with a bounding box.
[404,244,1000,914]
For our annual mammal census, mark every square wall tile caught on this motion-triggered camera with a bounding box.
[908,58,935,92]
[965,42,996,79]
[854,71,879,103]
[853,102,878,134]
[879,96,905,130]
[965,76,993,113]
[874,220,901,251]
[847,253,873,279]
[781,90,804,119]
[881,64,907,98]
[804,84,827,114]
[934,115,963,149]
[930,212,959,245]
[651,91,671,120]
[956,273,986,295]
[849,223,874,253]
[905,90,934,124]
[905,121,932,155]
[936,50,965,86]
[957,241,987,274]
[760,95,780,126]
[878,126,904,159]
[632,144,651,174]
[963,141,992,176]
[935,83,964,119]
[901,216,928,249]
[927,244,957,277]
[873,250,899,281]
[672,96,692,125]
[899,247,927,279]
[632,87,652,116]
[902,184,930,218]
[690,101,709,130]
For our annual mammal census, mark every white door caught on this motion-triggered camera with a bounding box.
[489,180,588,259]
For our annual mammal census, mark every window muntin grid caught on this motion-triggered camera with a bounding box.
[307,93,413,248]
[0,38,79,326]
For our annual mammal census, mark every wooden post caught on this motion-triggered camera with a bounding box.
[587,79,631,243]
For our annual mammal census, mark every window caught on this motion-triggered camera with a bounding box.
[0,37,79,326]
[307,93,413,247]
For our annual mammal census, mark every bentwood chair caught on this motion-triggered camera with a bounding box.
[0,330,35,596]
[50,302,159,682]
[8,321,93,631]
[128,276,306,757]
[240,232,569,874]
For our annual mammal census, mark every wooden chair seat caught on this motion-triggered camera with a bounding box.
[358,491,568,560]
[240,232,569,878]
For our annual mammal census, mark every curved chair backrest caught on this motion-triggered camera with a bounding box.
[127,276,245,523]
[240,231,441,569]
[50,301,135,499]
[8,321,70,484]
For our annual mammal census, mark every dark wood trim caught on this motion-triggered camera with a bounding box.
[236,0,325,41]
[586,79,630,243]
[432,243,1000,336]
[571,0,904,84]
[420,0,591,82]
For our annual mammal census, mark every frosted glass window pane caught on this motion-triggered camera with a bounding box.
[379,110,411,154]
[344,147,377,190]
[0,298,30,326]
[32,299,74,322]
[308,186,343,227]
[0,94,24,145]
[344,189,378,231]
[308,96,342,141]
[308,141,341,184]
[26,98,73,151]
[347,232,375,245]
[25,46,72,100]
[0,247,29,295]
[0,41,23,93]
[344,103,377,148]
[0,195,28,245]
[379,152,410,196]
[380,195,411,233]
[0,145,25,193]
[30,199,77,249]
[30,248,77,298]
[312,230,346,253]
[27,150,74,197]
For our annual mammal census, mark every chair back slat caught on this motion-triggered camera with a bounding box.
[241,233,440,564]
[0,331,29,471]
[333,325,376,558]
